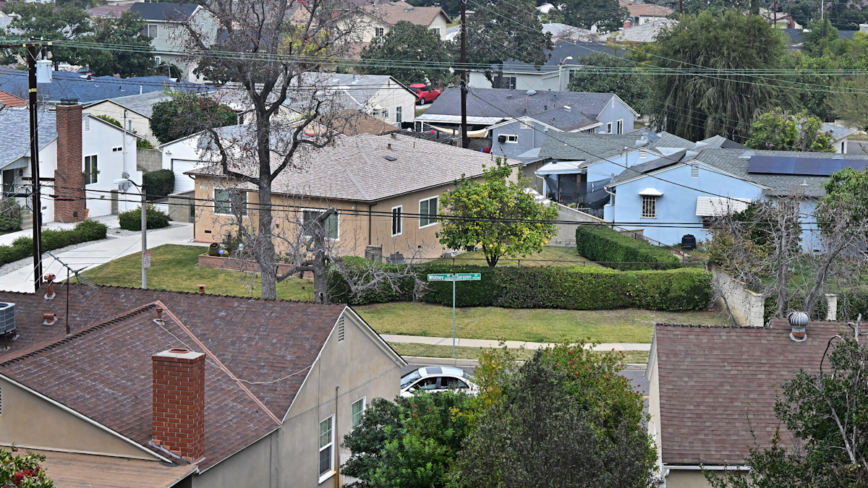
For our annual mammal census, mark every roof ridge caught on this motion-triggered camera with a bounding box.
[656,322,772,329]
[56,283,344,306]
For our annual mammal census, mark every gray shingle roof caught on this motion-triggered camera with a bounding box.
[648,131,694,150]
[286,73,410,111]
[0,108,58,169]
[538,132,646,161]
[499,41,627,73]
[698,135,747,149]
[92,91,173,119]
[424,87,618,121]
[822,123,856,141]
[0,70,200,104]
[129,2,198,21]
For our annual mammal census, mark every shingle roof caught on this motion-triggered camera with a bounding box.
[498,41,626,74]
[86,4,132,18]
[538,131,646,161]
[289,73,411,110]
[0,286,351,470]
[360,0,451,26]
[647,131,694,150]
[698,135,747,149]
[822,122,856,141]
[423,87,618,121]
[655,321,847,465]
[0,70,200,104]
[613,18,676,42]
[27,449,196,487]
[0,108,58,169]
[95,91,174,119]
[129,2,199,21]
[186,132,513,202]
[318,109,399,136]
[0,89,25,107]
[620,0,673,17]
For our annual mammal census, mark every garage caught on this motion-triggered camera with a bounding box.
[171,159,201,193]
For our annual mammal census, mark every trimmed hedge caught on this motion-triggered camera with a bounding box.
[575,225,681,270]
[0,198,21,232]
[0,220,108,267]
[119,206,170,231]
[329,258,711,311]
[143,170,175,200]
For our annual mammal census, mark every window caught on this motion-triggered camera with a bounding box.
[396,106,402,123]
[419,196,438,228]
[606,122,612,134]
[441,377,469,389]
[112,147,122,152]
[498,76,516,89]
[352,398,366,428]
[383,108,389,120]
[319,416,334,478]
[302,209,339,239]
[214,189,247,216]
[616,119,623,135]
[83,155,98,185]
[391,206,402,236]
[505,134,518,143]
[154,56,161,65]
[374,27,384,37]
[84,118,90,131]
[641,196,657,218]
[691,165,699,177]
[431,27,441,36]
[147,24,159,38]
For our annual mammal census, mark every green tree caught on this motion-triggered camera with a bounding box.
[745,108,835,152]
[436,158,558,267]
[341,392,474,488]
[831,76,868,131]
[460,0,553,87]
[802,19,842,57]
[361,21,453,87]
[1,3,91,66]
[76,12,156,77]
[820,167,868,231]
[706,337,868,488]
[647,11,790,143]
[567,52,650,113]
[0,446,54,488]
[150,93,238,144]
[560,0,627,32]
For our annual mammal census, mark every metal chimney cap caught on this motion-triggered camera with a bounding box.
[789,311,809,342]
[59,98,79,105]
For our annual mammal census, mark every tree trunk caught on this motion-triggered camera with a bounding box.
[257,181,278,300]
[313,249,329,304]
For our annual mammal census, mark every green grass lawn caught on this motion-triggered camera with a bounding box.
[389,343,649,364]
[416,107,429,117]
[83,244,315,301]
[356,302,729,344]
[428,246,599,268]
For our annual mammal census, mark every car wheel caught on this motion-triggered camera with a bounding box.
[418,98,425,106]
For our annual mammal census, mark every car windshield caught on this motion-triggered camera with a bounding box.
[410,87,418,93]
[401,371,422,388]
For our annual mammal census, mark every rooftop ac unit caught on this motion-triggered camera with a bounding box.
[0,303,14,335]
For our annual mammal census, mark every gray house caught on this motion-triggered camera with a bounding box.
[416,87,639,159]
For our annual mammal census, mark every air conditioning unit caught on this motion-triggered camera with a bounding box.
[497,135,507,144]
[0,303,14,335]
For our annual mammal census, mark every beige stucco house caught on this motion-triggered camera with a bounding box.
[0,287,404,488]
[348,0,451,42]
[84,91,173,146]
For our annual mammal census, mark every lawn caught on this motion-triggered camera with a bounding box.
[428,246,599,268]
[83,244,314,301]
[355,302,730,344]
[389,343,649,364]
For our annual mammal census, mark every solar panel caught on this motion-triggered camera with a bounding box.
[749,156,868,176]
[747,156,775,173]
[793,158,820,175]
[771,157,796,174]
[816,160,843,176]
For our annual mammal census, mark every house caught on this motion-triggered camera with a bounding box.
[603,148,868,247]
[823,122,855,153]
[418,87,638,158]
[129,2,220,82]
[83,91,173,145]
[0,89,25,108]
[609,18,676,43]
[0,102,141,223]
[647,319,842,488]
[316,109,401,136]
[172,131,518,260]
[291,73,417,128]
[620,0,673,25]
[467,41,627,92]
[86,4,131,18]
[0,285,404,487]
[349,0,452,42]
[782,27,855,50]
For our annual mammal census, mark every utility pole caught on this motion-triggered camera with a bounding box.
[460,0,468,149]
[679,0,682,13]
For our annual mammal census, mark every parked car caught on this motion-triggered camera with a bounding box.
[400,366,479,397]
[409,84,441,105]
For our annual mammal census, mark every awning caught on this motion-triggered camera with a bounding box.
[428,125,489,138]
[416,114,506,125]
[638,188,663,197]
[537,161,585,175]
[695,197,751,217]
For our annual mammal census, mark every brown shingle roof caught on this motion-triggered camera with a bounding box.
[319,109,399,136]
[0,89,25,108]
[655,320,848,466]
[0,287,350,469]
[361,1,451,26]
[620,1,673,17]
[25,449,196,488]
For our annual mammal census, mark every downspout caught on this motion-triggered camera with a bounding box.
[122,109,128,174]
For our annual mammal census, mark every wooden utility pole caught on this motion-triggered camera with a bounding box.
[460,0,468,149]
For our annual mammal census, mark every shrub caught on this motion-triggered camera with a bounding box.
[118,206,170,231]
[142,170,175,200]
[0,220,107,266]
[136,139,154,150]
[0,198,22,232]
[329,259,711,311]
[75,219,108,241]
[96,114,121,127]
[575,225,680,270]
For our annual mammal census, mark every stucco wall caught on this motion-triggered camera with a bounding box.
[367,79,416,126]
[192,431,275,488]
[666,470,716,488]
[491,119,549,159]
[711,266,765,327]
[550,203,606,247]
[427,14,451,40]
[0,376,159,461]
[82,116,142,218]
[85,101,158,145]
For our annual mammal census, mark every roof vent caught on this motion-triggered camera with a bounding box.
[563,105,571,111]
[801,179,809,187]
[405,5,413,10]
[526,89,536,96]
[739,150,755,159]
[384,155,397,161]
[788,311,809,342]
[0,303,14,336]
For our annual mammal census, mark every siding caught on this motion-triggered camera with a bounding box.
[594,97,635,135]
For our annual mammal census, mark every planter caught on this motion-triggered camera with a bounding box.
[198,254,313,278]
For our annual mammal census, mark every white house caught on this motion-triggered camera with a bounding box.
[83,91,173,146]
[292,73,417,127]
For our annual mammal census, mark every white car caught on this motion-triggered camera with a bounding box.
[400,366,479,397]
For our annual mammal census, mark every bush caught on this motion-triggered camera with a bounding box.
[75,218,108,241]
[575,225,681,270]
[118,206,170,231]
[0,220,108,266]
[142,170,175,200]
[329,259,711,311]
[0,198,22,232]
[136,139,154,150]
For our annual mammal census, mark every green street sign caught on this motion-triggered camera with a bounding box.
[427,274,453,281]
[455,273,481,281]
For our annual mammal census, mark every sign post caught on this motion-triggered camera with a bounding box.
[427,273,482,355]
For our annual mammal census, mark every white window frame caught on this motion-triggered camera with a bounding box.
[351,397,366,428]
[374,27,385,37]
[302,208,340,240]
[213,188,248,216]
[396,106,402,123]
[419,196,438,228]
[505,134,518,143]
[691,164,699,178]
[606,122,612,134]
[318,415,335,482]
[641,195,657,219]
[154,55,161,65]
[430,27,441,36]
[83,154,98,185]
[147,24,159,38]
[391,205,402,236]
[616,119,623,135]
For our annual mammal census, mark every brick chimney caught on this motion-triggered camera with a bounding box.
[623,19,632,29]
[54,100,85,223]
[152,348,206,463]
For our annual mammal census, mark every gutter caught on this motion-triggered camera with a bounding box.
[666,465,751,471]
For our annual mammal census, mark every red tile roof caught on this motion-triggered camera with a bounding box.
[0,90,25,108]
[0,287,350,469]
[655,320,849,466]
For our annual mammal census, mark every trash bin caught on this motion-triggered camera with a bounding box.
[681,234,696,251]
[208,243,219,256]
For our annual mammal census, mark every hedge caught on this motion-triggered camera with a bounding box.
[119,206,170,231]
[143,170,175,200]
[329,258,711,311]
[0,220,108,267]
[575,225,681,270]
[0,198,21,232]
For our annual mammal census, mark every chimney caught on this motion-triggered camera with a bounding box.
[54,100,85,223]
[152,348,206,463]
[623,19,632,29]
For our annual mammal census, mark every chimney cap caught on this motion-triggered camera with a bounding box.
[788,311,809,342]
[155,348,204,360]
[59,98,79,105]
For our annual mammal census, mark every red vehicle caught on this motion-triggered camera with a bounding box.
[410,84,441,105]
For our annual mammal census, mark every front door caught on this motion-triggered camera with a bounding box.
[2,170,13,197]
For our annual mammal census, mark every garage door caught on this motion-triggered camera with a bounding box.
[172,159,201,193]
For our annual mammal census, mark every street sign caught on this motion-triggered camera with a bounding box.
[455,273,481,281]
[143,251,151,269]
[427,274,453,281]
[426,272,483,356]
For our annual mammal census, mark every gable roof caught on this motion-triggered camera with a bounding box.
[653,321,847,466]
[822,122,856,141]
[0,70,200,104]
[360,1,451,26]
[289,72,414,110]
[318,109,399,136]
[612,18,676,42]
[620,0,673,17]
[496,41,627,74]
[86,4,132,18]
[88,91,174,119]
[0,108,58,170]
[129,2,199,21]
[0,89,25,107]
[697,135,747,149]
[647,131,694,150]
[538,131,646,161]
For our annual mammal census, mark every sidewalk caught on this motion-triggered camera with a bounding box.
[381,334,651,351]
[0,223,207,293]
